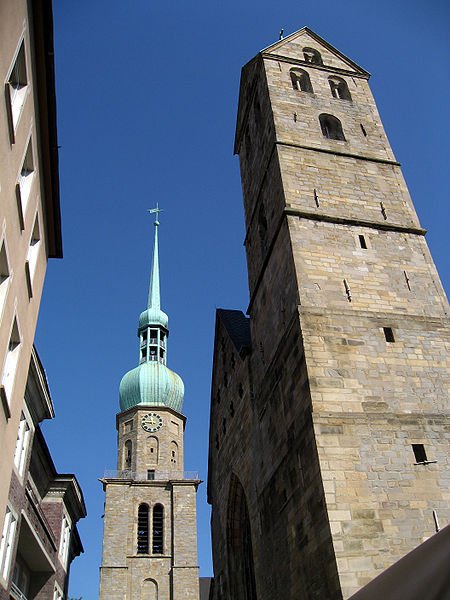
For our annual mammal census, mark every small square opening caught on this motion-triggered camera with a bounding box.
[383,327,395,342]
[412,444,427,463]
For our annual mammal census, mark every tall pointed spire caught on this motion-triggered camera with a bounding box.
[148,216,161,310]
[119,206,184,413]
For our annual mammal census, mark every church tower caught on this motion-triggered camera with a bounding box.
[99,212,200,600]
[208,28,449,599]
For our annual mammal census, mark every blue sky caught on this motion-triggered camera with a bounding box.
[35,1,449,598]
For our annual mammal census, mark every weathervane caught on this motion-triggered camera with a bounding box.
[147,204,163,226]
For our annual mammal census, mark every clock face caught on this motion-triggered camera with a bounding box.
[141,413,163,433]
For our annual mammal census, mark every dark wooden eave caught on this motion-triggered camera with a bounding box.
[30,0,62,258]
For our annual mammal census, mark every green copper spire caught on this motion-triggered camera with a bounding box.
[119,209,184,414]
[147,205,162,310]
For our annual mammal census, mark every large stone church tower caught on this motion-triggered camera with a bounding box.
[208,28,450,599]
[99,212,200,600]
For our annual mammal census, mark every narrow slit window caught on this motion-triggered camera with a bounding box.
[137,504,149,553]
[360,124,367,137]
[383,327,395,342]
[412,444,427,463]
[124,440,132,469]
[152,504,164,554]
[358,234,367,249]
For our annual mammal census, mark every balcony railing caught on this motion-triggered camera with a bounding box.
[103,469,199,481]
[10,582,28,600]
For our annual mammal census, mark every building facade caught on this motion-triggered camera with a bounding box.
[99,215,201,600]
[208,28,450,599]
[1,347,86,600]
[0,1,86,598]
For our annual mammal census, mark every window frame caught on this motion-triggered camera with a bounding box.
[0,506,18,584]
[1,314,22,417]
[4,38,29,143]
[14,411,32,477]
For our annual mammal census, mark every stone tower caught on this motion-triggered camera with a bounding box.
[208,28,450,599]
[99,212,200,600]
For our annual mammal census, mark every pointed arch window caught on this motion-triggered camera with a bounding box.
[329,76,352,100]
[227,475,257,600]
[319,114,346,141]
[152,504,164,554]
[124,440,132,469]
[137,504,149,554]
[303,47,323,65]
[170,441,178,465]
[289,68,313,93]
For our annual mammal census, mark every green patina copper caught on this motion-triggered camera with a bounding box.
[119,209,184,413]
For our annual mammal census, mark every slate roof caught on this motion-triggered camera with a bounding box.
[216,309,251,353]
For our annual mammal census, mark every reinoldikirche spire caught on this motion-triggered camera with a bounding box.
[147,205,162,311]
[118,208,184,413]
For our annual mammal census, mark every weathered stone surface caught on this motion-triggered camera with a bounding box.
[208,27,449,600]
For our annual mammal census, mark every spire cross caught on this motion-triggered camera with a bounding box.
[148,204,163,226]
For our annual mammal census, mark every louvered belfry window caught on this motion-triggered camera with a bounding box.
[137,504,149,553]
[152,504,164,554]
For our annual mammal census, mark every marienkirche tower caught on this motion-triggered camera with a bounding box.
[99,210,200,600]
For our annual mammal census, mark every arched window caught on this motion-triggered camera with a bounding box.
[328,76,352,100]
[319,114,346,141]
[170,441,178,465]
[303,47,323,65]
[289,68,313,93]
[124,440,132,469]
[227,475,257,600]
[148,436,159,465]
[152,504,164,554]
[142,579,158,600]
[137,504,149,554]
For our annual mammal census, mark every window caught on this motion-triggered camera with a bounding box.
[152,504,164,554]
[137,504,149,553]
[412,444,428,464]
[303,47,323,65]
[12,558,30,598]
[0,507,17,582]
[148,436,159,465]
[0,241,10,316]
[25,213,41,297]
[329,76,352,100]
[124,440,132,469]
[5,41,28,139]
[59,515,71,569]
[383,327,395,343]
[319,114,346,141]
[1,317,21,412]
[289,68,313,93]
[17,139,34,219]
[53,584,64,600]
[14,412,31,476]
[358,234,367,249]
[123,419,133,434]
[170,441,178,465]
[147,469,155,480]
